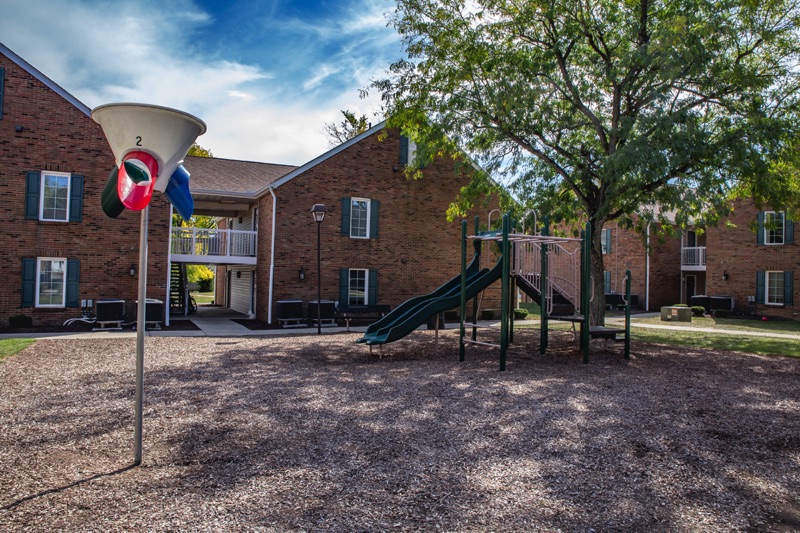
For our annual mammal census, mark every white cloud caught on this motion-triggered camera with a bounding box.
[1,0,400,165]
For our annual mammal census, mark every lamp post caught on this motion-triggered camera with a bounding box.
[311,204,327,335]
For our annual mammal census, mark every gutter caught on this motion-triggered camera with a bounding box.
[268,187,277,324]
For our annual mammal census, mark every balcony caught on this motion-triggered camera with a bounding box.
[171,227,257,265]
[681,246,706,271]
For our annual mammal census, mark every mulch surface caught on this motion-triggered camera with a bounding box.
[0,330,798,531]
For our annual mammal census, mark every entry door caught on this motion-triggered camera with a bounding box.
[686,275,696,303]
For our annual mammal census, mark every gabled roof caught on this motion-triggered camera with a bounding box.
[0,42,91,116]
[183,155,297,197]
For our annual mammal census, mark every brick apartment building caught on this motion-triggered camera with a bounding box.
[0,43,171,328]
[1,42,499,328]
[183,125,499,324]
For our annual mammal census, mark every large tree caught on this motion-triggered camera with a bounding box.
[373,0,800,323]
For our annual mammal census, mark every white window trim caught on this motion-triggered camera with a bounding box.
[349,197,371,239]
[764,211,785,246]
[39,170,71,222]
[766,270,785,306]
[35,257,67,308]
[348,268,369,306]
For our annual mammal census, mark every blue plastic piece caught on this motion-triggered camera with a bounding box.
[164,164,194,220]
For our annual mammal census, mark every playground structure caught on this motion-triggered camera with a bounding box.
[357,212,632,369]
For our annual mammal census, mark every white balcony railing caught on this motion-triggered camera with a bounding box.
[171,227,257,264]
[681,246,706,267]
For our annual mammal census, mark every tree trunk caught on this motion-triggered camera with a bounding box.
[590,227,606,326]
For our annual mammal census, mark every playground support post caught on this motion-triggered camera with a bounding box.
[134,205,148,466]
[625,269,631,359]
[459,219,467,362]
[581,223,591,363]
[499,214,510,371]
[539,217,549,355]
[472,216,480,342]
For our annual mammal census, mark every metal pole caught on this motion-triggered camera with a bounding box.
[459,220,467,362]
[625,269,632,359]
[499,214,509,371]
[134,205,148,466]
[317,220,322,335]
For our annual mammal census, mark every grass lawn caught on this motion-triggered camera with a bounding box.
[634,315,800,334]
[0,338,35,362]
[630,327,800,358]
[192,291,215,305]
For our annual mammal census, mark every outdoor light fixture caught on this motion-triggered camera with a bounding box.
[722,271,729,281]
[130,264,137,277]
[311,203,328,334]
[298,266,305,281]
[311,203,327,223]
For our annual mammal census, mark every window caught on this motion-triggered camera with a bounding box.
[26,171,84,222]
[767,271,785,305]
[350,198,370,239]
[36,258,66,307]
[601,228,612,254]
[341,197,379,239]
[349,269,368,305]
[765,211,785,245]
[40,171,71,221]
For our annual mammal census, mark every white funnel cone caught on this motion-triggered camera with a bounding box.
[92,103,207,192]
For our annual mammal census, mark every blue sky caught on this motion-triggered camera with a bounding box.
[0,0,403,165]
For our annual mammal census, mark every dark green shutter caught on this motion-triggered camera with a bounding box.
[785,216,794,245]
[368,270,378,305]
[399,135,409,165]
[0,67,5,120]
[756,271,765,304]
[339,268,349,306]
[785,271,794,305]
[69,174,84,222]
[25,171,40,219]
[756,212,765,245]
[340,197,351,236]
[369,199,380,239]
[66,259,80,307]
[604,271,611,293]
[21,258,36,307]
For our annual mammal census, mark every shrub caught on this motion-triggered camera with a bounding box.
[513,308,529,320]
[481,309,496,320]
[713,309,729,318]
[691,306,706,317]
[672,303,689,308]
[9,314,33,328]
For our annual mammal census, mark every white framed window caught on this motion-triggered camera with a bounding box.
[40,171,71,222]
[350,198,371,239]
[765,211,785,245]
[601,228,612,254]
[348,269,368,305]
[767,271,785,305]
[36,258,66,308]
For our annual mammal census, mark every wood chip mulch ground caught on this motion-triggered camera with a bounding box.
[1,330,798,532]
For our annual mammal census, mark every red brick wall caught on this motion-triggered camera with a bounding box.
[255,129,501,322]
[0,53,170,326]
[706,198,800,319]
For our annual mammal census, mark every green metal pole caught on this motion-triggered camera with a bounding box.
[625,269,632,359]
[500,214,510,371]
[472,216,480,341]
[460,220,467,362]
[582,223,591,364]
[540,216,549,355]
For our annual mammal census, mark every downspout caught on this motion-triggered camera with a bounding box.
[268,187,277,324]
[645,222,651,311]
